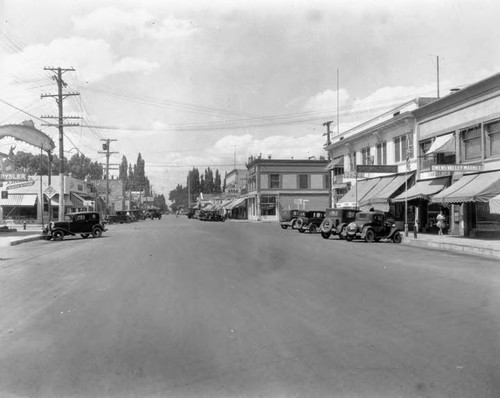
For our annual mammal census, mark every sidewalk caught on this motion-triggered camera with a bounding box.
[401,232,500,259]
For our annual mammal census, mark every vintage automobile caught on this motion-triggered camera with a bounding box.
[319,208,360,239]
[279,209,300,229]
[43,211,107,241]
[345,210,402,243]
[145,208,162,220]
[106,211,135,224]
[296,210,326,233]
[199,210,226,222]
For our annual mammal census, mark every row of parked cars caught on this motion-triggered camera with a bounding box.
[280,208,403,243]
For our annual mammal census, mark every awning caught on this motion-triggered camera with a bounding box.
[70,192,86,208]
[50,194,73,207]
[225,197,247,210]
[490,194,500,214]
[431,171,500,203]
[325,157,344,171]
[337,177,382,206]
[360,173,413,208]
[393,177,450,202]
[0,193,37,206]
[425,133,455,155]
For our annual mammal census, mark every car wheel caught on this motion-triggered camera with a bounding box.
[92,228,103,238]
[339,226,346,240]
[345,235,353,241]
[280,224,288,230]
[298,228,305,233]
[365,229,376,243]
[309,225,317,234]
[53,230,64,241]
[322,218,333,233]
[81,234,90,239]
[321,232,331,239]
[393,231,402,244]
[291,219,298,229]
[295,218,303,230]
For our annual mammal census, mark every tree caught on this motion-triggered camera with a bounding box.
[119,156,128,180]
[214,169,222,194]
[168,184,187,211]
[67,153,103,179]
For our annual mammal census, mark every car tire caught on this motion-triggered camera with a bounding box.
[365,229,376,243]
[53,230,64,241]
[295,218,303,230]
[345,235,353,241]
[81,234,90,238]
[309,225,317,234]
[322,218,333,233]
[281,224,288,230]
[321,232,331,239]
[298,229,305,233]
[92,228,103,238]
[339,226,346,240]
[393,231,402,244]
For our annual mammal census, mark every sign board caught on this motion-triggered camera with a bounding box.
[83,200,95,207]
[44,185,57,199]
[356,165,398,174]
[6,179,35,190]
[419,171,451,180]
[0,173,28,181]
[431,164,484,172]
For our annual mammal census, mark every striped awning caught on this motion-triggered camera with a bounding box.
[0,193,37,206]
[393,177,450,202]
[431,171,500,203]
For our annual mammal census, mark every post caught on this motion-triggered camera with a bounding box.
[57,68,65,221]
[40,146,44,227]
[323,120,333,208]
[48,151,52,223]
[404,168,408,237]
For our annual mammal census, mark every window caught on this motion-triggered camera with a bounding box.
[323,173,330,189]
[376,142,387,165]
[394,133,414,163]
[269,174,280,189]
[361,147,372,165]
[260,195,276,216]
[461,125,481,161]
[298,174,309,189]
[485,120,500,158]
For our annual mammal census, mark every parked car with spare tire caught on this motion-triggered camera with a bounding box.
[345,210,402,243]
[279,209,300,229]
[296,210,326,233]
[320,208,360,239]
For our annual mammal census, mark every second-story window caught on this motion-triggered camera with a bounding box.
[349,151,357,171]
[269,174,280,189]
[361,147,372,165]
[376,142,387,165]
[485,119,500,158]
[461,125,481,161]
[298,174,309,189]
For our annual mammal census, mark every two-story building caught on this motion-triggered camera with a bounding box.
[245,156,330,222]
[325,98,435,225]
[406,73,500,236]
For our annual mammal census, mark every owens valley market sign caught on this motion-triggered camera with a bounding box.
[431,164,484,172]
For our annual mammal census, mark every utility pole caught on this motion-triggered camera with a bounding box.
[41,67,80,221]
[323,121,334,207]
[98,139,118,215]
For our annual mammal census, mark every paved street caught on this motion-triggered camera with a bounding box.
[0,216,499,397]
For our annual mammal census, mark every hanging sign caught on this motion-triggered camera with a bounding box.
[356,165,398,173]
[431,164,484,172]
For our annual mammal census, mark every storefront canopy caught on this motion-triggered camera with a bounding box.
[325,157,344,171]
[425,133,455,155]
[490,194,500,214]
[0,193,37,206]
[225,197,247,210]
[337,177,382,207]
[431,171,500,203]
[393,177,450,202]
[359,173,413,210]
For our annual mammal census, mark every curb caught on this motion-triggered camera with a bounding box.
[7,235,42,246]
[401,238,500,259]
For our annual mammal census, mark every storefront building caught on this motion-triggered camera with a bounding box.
[324,98,435,223]
[245,157,329,222]
[411,72,500,236]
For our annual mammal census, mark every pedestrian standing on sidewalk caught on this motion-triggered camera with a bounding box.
[436,210,446,236]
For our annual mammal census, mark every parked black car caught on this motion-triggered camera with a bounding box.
[145,208,162,220]
[319,208,360,239]
[106,211,134,224]
[279,209,300,229]
[296,210,326,233]
[43,211,107,241]
[345,211,402,243]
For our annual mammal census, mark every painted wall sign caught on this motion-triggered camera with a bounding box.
[431,164,484,172]
[0,173,28,181]
[356,165,398,173]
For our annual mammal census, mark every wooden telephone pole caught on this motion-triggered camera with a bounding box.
[41,67,80,221]
[98,139,118,215]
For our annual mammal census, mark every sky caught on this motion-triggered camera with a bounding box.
[1,0,500,197]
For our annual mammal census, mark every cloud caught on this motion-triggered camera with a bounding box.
[302,89,350,112]
[72,7,198,40]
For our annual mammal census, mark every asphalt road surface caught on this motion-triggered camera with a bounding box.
[0,216,499,397]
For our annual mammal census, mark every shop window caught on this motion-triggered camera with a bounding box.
[376,142,387,165]
[485,119,500,158]
[461,125,481,161]
[298,174,309,189]
[260,195,276,216]
[269,174,280,189]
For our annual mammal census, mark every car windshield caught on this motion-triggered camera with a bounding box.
[64,215,73,222]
